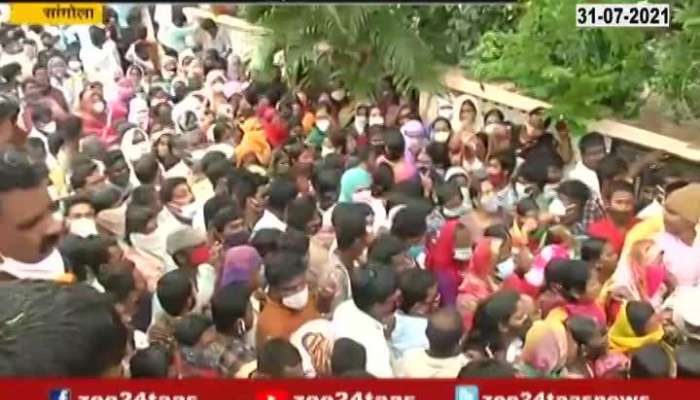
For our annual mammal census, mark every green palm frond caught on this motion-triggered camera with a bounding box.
[243,5,444,98]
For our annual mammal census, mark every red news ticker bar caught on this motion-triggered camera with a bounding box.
[3,379,698,400]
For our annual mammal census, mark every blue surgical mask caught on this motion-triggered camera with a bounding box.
[408,244,425,260]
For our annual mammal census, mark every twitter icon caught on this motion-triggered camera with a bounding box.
[455,386,479,400]
[49,389,71,400]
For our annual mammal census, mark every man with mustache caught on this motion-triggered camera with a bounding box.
[0,148,65,280]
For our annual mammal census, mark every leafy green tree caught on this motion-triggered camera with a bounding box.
[242,5,445,98]
[468,0,656,133]
[652,0,700,120]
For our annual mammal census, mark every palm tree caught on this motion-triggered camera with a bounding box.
[242,5,446,98]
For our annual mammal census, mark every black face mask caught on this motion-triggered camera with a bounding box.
[224,230,251,249]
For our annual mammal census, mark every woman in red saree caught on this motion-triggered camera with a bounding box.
[78,89,117,146]
[108,78,135,127]
[425,219,474,306]
[456,234,509,330]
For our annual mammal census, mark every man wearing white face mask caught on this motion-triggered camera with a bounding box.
[0,149,66,281]
[27,103,58,170]
[64,196,99,238]
[256,250,321,350]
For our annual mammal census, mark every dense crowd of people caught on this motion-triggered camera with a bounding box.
[0,5,699,379]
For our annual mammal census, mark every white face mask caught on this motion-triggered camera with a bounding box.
[433,130,450,143]
[212,82,225,93]
[178,201,200,220]
[369,116,384,127]
[331,89,346,102]
[496,257,516,280]
[352,188,373,204]
[514,182,533,200]
[480,195,500,214]
[40,121,57,134]
[542,184,558,201]
[68,60,82,71]
[549,197,567,217]
[282,286,309,310]
[354,116,367,132]
[92,101,105,114]
[453,247,473,261]
[443,204,468,219]
[459,187,472,206]
[321,143,335,157]
[125,140,151,163]
[68,217,99,238]
[316,119,330,132]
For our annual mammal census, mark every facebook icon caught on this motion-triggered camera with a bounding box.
[49,389,71,400]
[455,385,479,400]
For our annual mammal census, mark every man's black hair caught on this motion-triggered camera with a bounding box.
[159,177,188,204]
[257,338,302,378]
[156,269,193,317]
[210,206,243,233]
[391,204,429,241]
[264,250,307,289]
[383,128,405,162]
[578,132,606,154]
[604,179,635,201]
[250,228,282,258]
[596,154,628,184]
[629,344,672,378]
[173,314,212,347]
[129,345,173,378]
[458,359,517,378]
[350,264,398,314]
[98,260,137,304]
[286,195,318,233]
[331,338,367,376]
[211,282,252,333]
[398,268,435,314]
[0,281,127,376]
[267,178,298,213]
[368,233,406,266]
[333,203,370,250]
[0,149,43,197]
[676,344,700,378]
[556,180,591,207]
[132,154,159,185]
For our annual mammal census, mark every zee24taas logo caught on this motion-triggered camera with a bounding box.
[50,389,71,400]
[456,386,479,400]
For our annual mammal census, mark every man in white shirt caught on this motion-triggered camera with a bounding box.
[332,265,400,378]
[396,308,468,378]
[567,132,607,197]
[252,178,297,235]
